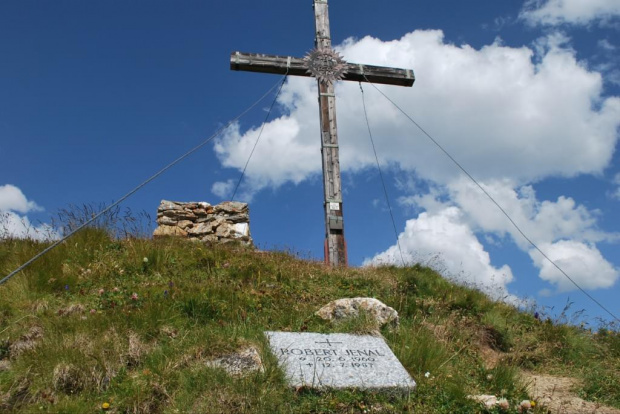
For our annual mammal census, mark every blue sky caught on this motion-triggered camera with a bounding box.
[1,0,619,326]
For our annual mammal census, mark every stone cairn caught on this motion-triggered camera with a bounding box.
[153,200,252,246]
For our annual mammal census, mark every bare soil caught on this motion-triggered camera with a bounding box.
[521,373,620,414]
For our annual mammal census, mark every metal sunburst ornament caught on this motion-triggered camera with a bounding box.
[304,48,348,84]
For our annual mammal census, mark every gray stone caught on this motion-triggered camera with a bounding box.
[265,331,416,390]
[153,225,188,238]
[201,234,219,243]
[157,216,178,226]
[210,216,226,229]
[157,200,183,212]
[193,207,212,217]
[232,223,250,238]
[226,213,250,223]
[187,222,212,236]
[177,220,194,229]
[205,346,264,377]
[316,298,399,328]
[152,200,252,246]
[215,201,248,214]
[215,223,234,238]
[161,209,196,220]
[467,395,500,408]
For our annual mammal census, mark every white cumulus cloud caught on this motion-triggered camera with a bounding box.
[398,178,619,293]
[396,177,619,292]
[445,178,616,250]
[0,210,57,241]
[520,0,620,26]
[529,240,619,292]
[366,207,515,301]
[0,184,57,241]
[0,184,42,214]
[214,30,620,194]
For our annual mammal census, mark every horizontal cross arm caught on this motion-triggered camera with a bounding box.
[230,51,415,87]
[231,52,310,78]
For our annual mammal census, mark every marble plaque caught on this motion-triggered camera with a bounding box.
[265,331,416,390]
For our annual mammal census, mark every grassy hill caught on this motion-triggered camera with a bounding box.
[0,228,618,413]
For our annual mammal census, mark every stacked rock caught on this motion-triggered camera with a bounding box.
[153,200,252,246]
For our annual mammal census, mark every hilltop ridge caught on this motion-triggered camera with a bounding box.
[0,230,618,413]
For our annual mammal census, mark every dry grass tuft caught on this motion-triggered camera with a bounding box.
[30,299,49,313]
[53,363,87,394]
[127,382,170,414]
[159,325,178,339]
[9,326,43,359]
[125,331,151,368]
[57,303,85,317]
[191,389,252,414]
[0,360,11,372]
[0,377,31,411]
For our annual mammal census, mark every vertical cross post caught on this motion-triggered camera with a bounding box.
[314,0,347,266]
[229,0,414,267]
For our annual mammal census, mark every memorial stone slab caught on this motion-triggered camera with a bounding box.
[265,331,416,390]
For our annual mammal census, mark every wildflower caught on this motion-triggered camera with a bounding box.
[530,401,536,407]
[164,290,168,297]
[90,309,96,314]
[534,312,539,320]
[143,257,148,263]
[64,284,70,291]
[168,281,174,288]
[113,287,119,292]
[497,398,509,410]
[131,293,138,301]
[486,374,493,380]
[102,401,110,410]
[98,288,105,295]
[519,400,532,412]
[424,371,431,378]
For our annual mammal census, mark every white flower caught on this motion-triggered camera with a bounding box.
[424,371,431,378]
[498,398,509,410]
[519,400,532,412]
[143,257,149,263]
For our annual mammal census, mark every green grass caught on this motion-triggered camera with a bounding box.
[0,229,618,413]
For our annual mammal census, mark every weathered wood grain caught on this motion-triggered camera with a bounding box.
[230,52,415,87]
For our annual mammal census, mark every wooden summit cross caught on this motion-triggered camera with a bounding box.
[230,0,414,266]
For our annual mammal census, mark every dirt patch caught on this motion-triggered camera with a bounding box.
[422,319,506,369]
[479,346,503,369]
[521,373,620,414]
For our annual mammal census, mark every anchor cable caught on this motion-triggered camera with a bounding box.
[231,71,289,201]
[359,82,406,267]
[363,75,619,323]
[0,74,289,287]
